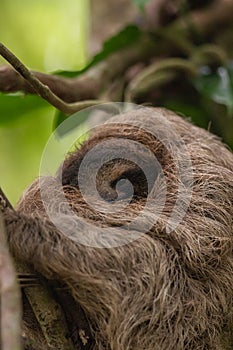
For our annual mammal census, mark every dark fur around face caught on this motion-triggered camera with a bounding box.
[5,107,233,349]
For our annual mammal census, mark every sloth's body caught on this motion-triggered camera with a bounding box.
[4,108,233,349]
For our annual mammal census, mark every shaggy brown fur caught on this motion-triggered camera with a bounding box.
[3,107,233,349]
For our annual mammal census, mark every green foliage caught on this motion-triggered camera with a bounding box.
[86,25,141,70]
[0,0,87,204]
[193,63,233,116]
[53,110,91,135]
[131,0,150,12]
[53,111,68,131]
[0,0,87,72]
[0,2,233,204]
[163,98,210,129]
[56,25,142,78]
[0,108,54,204]
[0,94,49,125]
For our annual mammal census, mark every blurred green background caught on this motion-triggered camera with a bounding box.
[1,1,233,205]
[0,0,88,204]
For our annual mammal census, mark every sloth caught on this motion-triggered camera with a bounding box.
[2,107,233,350]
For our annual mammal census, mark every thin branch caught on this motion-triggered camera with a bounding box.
[0,65,92,103]
[0,33,157,106]
[0,0,232,107]
[191,44,228,66]
[0,42,106,115]
[125,58,197,101]
[189,0,233,36]
[0,0,233,104]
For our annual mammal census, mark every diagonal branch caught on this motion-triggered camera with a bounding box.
[0,34,157,104]
[0,0,233,107]
[0,43,105,115]
[0,65,89,103]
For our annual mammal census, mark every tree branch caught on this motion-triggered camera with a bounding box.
[0,0,232,106]
[189,0,233,36]
[0,43,106,115]
[0,34,157,104]
[0,65,82,102]
[0,188,75,350]
[0,209,22,350]
[125,57,197,101]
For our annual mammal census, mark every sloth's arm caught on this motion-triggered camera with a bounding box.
[0,186,66,279]
[3,208,75,281]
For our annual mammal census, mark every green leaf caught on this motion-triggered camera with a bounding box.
[0,93,50,125]
[53,109,91,136]
[53,110,67,130]
[131,0,150,12]
[55,25,142,78]
[193,63,233,115]
[162,98,210,129]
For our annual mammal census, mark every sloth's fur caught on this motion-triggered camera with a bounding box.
[5,107,233,349]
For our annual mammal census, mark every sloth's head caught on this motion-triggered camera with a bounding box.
[18,107,233,350]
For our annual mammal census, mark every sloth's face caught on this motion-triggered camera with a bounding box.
[60,118,176,227]
[57,108,233,242]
